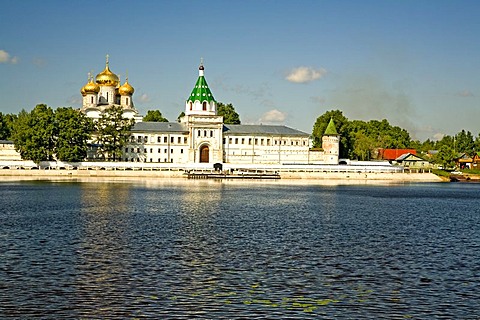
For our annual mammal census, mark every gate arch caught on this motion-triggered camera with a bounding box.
[199,145,210,163]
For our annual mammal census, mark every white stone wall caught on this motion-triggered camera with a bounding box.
[223,134,325,164]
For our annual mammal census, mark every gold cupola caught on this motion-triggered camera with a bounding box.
[81,73,100,95]
[118,77,135,96]
[95,55,119,87]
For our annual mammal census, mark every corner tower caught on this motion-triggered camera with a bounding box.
[185,60,217,116]
[322,118,340,164]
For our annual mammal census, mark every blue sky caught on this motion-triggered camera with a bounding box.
[1,0,479,141]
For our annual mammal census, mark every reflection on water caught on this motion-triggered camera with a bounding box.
[1,180,480,318]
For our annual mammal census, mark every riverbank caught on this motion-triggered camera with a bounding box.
[0,168,444,182]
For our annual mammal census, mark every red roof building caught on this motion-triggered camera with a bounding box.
[378,149,417,161]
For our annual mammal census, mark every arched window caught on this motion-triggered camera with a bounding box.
[189,102,193,110]
[126,97,129,105]
[91,96,94,104]
[202,101,207,111]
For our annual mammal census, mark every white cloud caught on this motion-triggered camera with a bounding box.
[260,109,287,123]
[457,89,474,97]
[285,66,327,83]
[0,49,19,64]
[137,93,151,103]
[433,132,445,141]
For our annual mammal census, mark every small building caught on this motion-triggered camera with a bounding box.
[0,140,22,161]
[472,153,480,169]
[394,153,431,172]
[454,153,473,169]
[378,148,417,162]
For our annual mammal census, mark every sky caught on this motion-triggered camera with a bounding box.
[1,0,479,141]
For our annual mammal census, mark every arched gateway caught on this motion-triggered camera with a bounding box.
[200,145,209,163]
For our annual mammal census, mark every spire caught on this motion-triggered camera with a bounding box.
[324,118,338,135]
[187,61,215,104]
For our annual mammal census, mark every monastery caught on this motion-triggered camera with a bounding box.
[79,57,339,166]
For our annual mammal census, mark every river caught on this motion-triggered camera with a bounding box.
[1,179,479,319]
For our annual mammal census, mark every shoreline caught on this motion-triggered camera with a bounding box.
[0,168,445,183]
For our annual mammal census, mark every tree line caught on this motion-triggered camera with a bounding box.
[312,110,480,167]
[2,104,477,167]
[0,102,241,164]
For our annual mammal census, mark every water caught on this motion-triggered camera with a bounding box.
[1,179,479,319]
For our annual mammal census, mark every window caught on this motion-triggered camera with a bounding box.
[150,148,152,153]
[229,138,232,144]
[125,148,128,153]
[267,139,270,146]
[171,149,173,153]
[261,139,264,145]
[157,137,161,143]
[171,137,174,143]
[204,130,207,137]
[137,148,140,153]
[249,138,252,145]
[158,148,161,153]
[126,97,129,105]
[178,137,181,144]
[184,137,188,144]
[137,136,142,143]
[131,148,134,153]
[181,149,184,154]
[235,138,238,144]
[198,130,201,137]
[144,149,147,153]
[223,138,226,144]
[164,149,167,153]
[242,138,245,144]
[144,136,148,143]
[255,139,258,145]
[164,137,167,143]
[150,158,152,162]
[202,101,207,111]
[91,96,94,104]
[210,130,213,137]
[189,102,193,110]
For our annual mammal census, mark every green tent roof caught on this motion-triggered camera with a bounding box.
[324,118,338,135]
[187,70,215,103]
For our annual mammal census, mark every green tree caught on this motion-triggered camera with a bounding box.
[54,107,93,162]
[177,111,185,122]
[217,102,241,124]
[143,110,169,122]
[434,144,456,169]
[312,110,349,155]
[0,112,12,140]
[11,104,56,163]
[455,130,474,155]
[95,106,135,161]
[352,131,376,160]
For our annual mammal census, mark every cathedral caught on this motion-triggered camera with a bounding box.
[80,57,339,165]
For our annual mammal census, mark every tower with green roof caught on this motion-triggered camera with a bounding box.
[322,118,340,164]
[181,61,224,164]
[185,61,217,116]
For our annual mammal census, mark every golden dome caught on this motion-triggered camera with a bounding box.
[118,79,135,96]
[80,86,86,96]
[95,55,119,87]
[84,79,100,94]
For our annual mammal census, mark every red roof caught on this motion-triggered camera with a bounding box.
[379,149,417,160]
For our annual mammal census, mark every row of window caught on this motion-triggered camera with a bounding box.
[123,158,175,163]
[223,137,307,146]
[125,148,184,154]
[132,135,188,144]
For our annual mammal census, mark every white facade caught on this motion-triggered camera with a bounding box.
[81,60,339,165]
